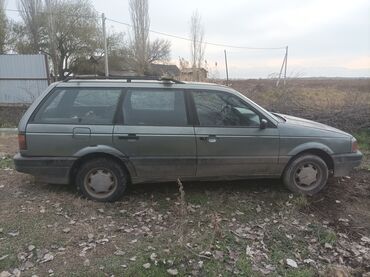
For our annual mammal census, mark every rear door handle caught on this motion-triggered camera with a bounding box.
[72,127,91,140]
[199,135,217,143]
[118,134,139,141]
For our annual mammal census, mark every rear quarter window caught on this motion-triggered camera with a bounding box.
[32,88,121,125]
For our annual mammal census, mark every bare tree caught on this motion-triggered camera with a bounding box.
[178,57,190,71]
[43,0,100,79]
[129,0,150,74]
[18,0,45,53]
[129,0,171,75]
[190,10,205,81]
[0,0,7,53]
[148,38,170,63]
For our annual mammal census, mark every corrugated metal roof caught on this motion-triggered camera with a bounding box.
[0,54,48,78]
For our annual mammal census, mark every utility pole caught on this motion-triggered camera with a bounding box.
[224,49,229,86]
[276,46,288,87]
[102,13,109,77]
[283,46,288,86]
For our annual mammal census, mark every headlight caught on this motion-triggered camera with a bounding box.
[351,137,358,153]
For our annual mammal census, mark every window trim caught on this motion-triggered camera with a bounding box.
[29,87,124,126]
[113,88,126,125]
[188,89,277,129]
[116,88,192,127]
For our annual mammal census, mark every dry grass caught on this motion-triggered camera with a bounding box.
[0,164,369,275]
[229,78,370,132]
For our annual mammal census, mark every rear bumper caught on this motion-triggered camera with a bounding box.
[332,151,363,177]
[13,153,76,184]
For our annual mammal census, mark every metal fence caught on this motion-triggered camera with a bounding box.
[0,54,49,104]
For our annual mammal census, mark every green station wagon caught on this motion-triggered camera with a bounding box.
[14,76,363,202]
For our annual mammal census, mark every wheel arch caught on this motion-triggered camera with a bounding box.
[69,149,136,185]
[283,148,334,176]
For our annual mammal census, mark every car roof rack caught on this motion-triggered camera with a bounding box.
[62,75,185,84]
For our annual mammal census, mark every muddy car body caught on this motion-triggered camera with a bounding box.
[14,77,363,201]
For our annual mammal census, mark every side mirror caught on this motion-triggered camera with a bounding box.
[260,119,268,129]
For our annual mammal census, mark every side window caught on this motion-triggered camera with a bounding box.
[33,88,121,124]
[192,90,261,127]
[73,90,119,107]
[122,89,188,126]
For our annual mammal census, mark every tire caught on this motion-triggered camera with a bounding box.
[283,154,329,195]
[76,158,128,202]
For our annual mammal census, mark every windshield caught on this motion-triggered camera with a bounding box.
[231,89,282,122]
[271,112,286,122]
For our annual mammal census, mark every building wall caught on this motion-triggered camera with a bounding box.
[0,54,49,104]
[180,68,207,82]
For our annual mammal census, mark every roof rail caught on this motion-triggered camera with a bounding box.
[62,75,185,84]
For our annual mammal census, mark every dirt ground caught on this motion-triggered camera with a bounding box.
[0,135,369,276]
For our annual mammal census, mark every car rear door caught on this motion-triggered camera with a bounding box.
[113,87,196,179]
[190,90,280,177]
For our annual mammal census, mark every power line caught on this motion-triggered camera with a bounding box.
[5,8,286,51]
[4,8,99,19]
[106,17,286,50]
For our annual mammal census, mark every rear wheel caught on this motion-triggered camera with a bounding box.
[283,154,329,195]
[76,158,128,202]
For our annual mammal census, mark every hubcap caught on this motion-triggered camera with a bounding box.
[295,163,318,187]
[84,168,117,198]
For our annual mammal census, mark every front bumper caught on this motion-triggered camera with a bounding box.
[332,151,363,177]
[13,153,76,184]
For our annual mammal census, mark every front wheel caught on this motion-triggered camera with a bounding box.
[283,154,329,195]
[76,158,128,202]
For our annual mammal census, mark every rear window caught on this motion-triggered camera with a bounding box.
[32,88,121,124]
[122,89,188,126]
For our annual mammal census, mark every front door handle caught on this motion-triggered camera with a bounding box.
[118,134,139,141]
[199,135,217,143]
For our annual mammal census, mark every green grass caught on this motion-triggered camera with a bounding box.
[235,255,254,276]
[0,247,18,271]
[292,195,309,210]
[283,268,315,277]
[0,122,17,128]
[355,129,370,152]
[0,212,68,272]
[0,156,13,169]
[354,129,370,170]
[99,255,173,277]
[307,224,336,245]
[186,192,209,205]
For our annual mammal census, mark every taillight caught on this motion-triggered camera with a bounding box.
[351,138,358,153]
[18,133,27,150]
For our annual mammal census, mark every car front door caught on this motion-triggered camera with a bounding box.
[113,88,196,179]
[190,90,280,177]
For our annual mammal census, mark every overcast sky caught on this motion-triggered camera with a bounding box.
[6,0,370,78]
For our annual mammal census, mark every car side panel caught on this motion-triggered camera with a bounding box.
[25,124,114,157]
[195,127,281,177]
[113,125,197,178]
[277,123,352,171]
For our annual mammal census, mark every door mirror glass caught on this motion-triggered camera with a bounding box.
[260,118,268,129]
